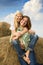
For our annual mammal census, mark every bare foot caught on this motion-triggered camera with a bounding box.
[23,55,30,64]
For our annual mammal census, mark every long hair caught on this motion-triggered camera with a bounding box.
[23,16,31,30]
[14,11,23,31]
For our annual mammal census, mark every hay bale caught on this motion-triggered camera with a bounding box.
[34,37,43,64]
[0,36,43,65]
[0,36,20,65]
[0,22,11,37]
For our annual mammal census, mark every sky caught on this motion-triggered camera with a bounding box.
[0,0,43,37]
[0,0,28,19]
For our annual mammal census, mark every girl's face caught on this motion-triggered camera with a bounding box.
[20,17,28,27]
[16,13,23,23]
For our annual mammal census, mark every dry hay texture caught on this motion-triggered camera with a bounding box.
[0,36,20,65]
[34,37,43,64]
[0,22,43,65]
[0,36,43,65]
[0,22,11,37]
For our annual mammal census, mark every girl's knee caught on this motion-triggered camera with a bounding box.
[11,40,18,45]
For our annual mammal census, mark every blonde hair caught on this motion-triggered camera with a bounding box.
[14,11,23,30]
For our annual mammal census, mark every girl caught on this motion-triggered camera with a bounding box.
[10,11,38,65]
[10,11,35,42]
[12,16,32,64]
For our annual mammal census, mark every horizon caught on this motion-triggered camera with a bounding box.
[0,0,43,37]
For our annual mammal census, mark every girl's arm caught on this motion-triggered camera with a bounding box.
[11,30,21,40]
[11,27,28,40]
[19,27,28,36]
[12,27,28,37]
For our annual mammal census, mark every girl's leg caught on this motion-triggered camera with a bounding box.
[29,51,37,65]
[30,51,41,65]
[11,40,25,55]
[18,55,28,65]
[29,35,41,65]
[29,34,38,50]
[11,40,28,65]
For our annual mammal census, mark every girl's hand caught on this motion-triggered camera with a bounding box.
[12,34,19,40]
[29,30,35,35]
[12,36,19,40]
[13,32,21,38]
[16,32,21,38]
[12,32,21,40]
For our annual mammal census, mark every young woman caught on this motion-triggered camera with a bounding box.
[10,11,35,42]
[10,11,38,65]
